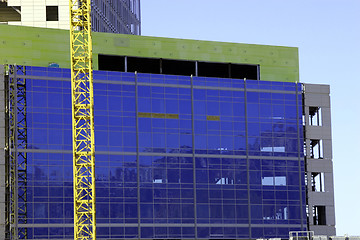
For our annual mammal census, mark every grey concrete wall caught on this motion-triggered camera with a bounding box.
[303,83,336,236]
[0,65,6,239]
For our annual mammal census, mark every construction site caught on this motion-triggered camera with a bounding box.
[0,0,339,239]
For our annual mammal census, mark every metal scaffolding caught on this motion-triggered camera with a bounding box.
[6,65,28,239]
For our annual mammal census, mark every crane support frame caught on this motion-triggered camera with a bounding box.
[69,0,96,239]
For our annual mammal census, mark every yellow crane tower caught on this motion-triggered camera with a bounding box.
[69,0,96,239]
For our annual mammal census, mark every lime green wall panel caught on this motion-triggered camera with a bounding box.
[0,24,299,82]
[0,25,71,68]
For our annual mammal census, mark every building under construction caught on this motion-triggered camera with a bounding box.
[0,24,335,239]
[0,0,141,34]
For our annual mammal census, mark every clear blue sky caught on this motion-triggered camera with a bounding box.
[141,0,360,236]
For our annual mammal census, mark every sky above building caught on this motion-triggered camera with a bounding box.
[141,0,360,236]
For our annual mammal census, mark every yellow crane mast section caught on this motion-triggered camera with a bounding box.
[69,0,96,239]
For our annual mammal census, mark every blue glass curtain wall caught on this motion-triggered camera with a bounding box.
[14,66,306,239]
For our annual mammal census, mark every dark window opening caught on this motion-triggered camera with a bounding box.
[198,61,259,79]
[97,55,259,80]
[231,63,259,80]
[309,139,323,159]
[198,61,229,78]
[161,59,196,76]
[313,206,326,225]
[311,172,325,192]
[98,55,125,72]
[46,6,58,21]
[309,106,322,126]
[127,56,160,74]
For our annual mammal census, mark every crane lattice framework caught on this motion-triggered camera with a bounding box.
[69,0,96,239]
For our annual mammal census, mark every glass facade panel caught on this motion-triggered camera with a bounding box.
[12,66,306,239]
[91,0,141,35]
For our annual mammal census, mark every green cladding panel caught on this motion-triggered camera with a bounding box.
[0,24,299,82]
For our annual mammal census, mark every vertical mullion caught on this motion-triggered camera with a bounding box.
[135,72,141,239]
[244,79,252,238]
[296,83,305,230]
[190,75,198,239]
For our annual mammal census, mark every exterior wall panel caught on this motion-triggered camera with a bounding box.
[0,24,299,83]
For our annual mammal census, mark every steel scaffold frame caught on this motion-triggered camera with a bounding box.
[5,65,10,240]
[6,65,28,239]
[69,0,96,239]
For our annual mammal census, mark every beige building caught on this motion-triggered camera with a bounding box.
[0,0,141,34]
